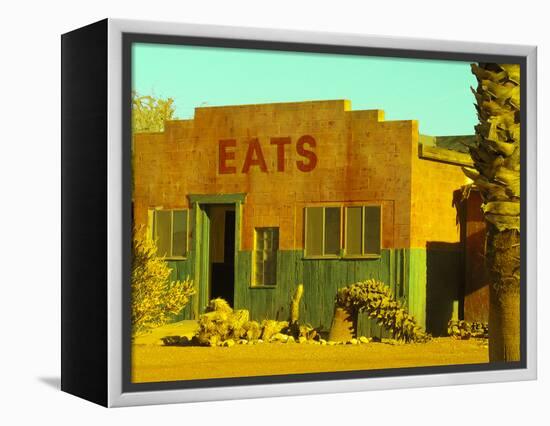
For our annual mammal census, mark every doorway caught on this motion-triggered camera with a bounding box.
[191,193,245,316]
[207,205,236,306]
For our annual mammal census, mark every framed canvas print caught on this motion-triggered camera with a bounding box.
[61,18,537,407]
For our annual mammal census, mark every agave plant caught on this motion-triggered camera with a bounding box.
[330,279,430,343]
[463,63,521,362]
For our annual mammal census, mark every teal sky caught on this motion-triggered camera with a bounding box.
[132,43,478,136]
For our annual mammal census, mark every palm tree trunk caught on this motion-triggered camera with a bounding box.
[487,228,521,361]
[464,63,521,363]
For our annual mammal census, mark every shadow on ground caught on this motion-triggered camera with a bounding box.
[38,376,61,390]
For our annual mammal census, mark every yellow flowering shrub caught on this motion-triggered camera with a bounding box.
[131,232,195,336]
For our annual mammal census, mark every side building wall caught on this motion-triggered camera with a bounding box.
[463,190,489,323]
[410,138,469,335]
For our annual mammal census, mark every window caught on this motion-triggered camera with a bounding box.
[305,207,341,257]
[152,209,188,258]
[345,205,381,256]
[304,205,381,258]
[253,227,279,286]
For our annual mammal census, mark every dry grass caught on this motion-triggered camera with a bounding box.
[132,337,489,383]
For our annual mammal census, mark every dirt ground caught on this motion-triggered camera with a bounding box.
[132,337,489,383]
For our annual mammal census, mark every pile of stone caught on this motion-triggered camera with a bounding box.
[193,298,377,347]
[195,298,292,347]
[447,320,489,340]
[215,333,374,347]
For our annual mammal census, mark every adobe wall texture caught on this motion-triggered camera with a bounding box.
[134,99,446,250]
[411,133,468,248]
[133,100,470,335]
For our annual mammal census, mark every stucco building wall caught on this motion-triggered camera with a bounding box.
[133,99,472,336]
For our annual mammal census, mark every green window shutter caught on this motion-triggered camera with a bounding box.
[305,207,323,256]
[172,210,188,257]
[364,206,381,255]
[345,206,363,255]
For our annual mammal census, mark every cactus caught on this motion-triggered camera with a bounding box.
[333,279,430,343]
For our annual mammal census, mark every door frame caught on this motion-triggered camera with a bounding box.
[188,193,246,317]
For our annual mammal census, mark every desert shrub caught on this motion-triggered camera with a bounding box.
[335,279,430,343]
[131,232,195,337]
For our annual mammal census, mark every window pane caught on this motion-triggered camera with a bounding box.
[346,207,363,255]
[324,207,341,255]
[172,210,188,257]
[364,206,381,254]
[254,228,279,286]
[305,208,323,256]
[272,228,279,252]
[254,250,264,284]
[155,210,171,257]
[267,230,279,285]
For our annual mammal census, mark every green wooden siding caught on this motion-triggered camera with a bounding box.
[406,249,427,330]
[233,249,412,338]
[164,248,428,337]
[164,245,460,337]
[157,199,461,337]
[166,258,195,321]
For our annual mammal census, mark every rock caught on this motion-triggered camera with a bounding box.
[272,333,288,343]
[319,339,327,345]
[298,336,307,344]
[223,339,235,347]
[238,339,248,345]
[244,321,262,341]
[257,339,264,344]
[359,336,369,344]
[349,338,358,345]
[327,341,337,346]
[261,320,289,341]
[206,298,233,314]
[286,336,295,343]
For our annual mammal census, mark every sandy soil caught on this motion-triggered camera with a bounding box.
[132,337,489,383]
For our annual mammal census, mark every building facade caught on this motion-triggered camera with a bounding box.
[133,99,479,336]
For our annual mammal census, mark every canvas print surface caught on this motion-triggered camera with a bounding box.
[129,40,522,385]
